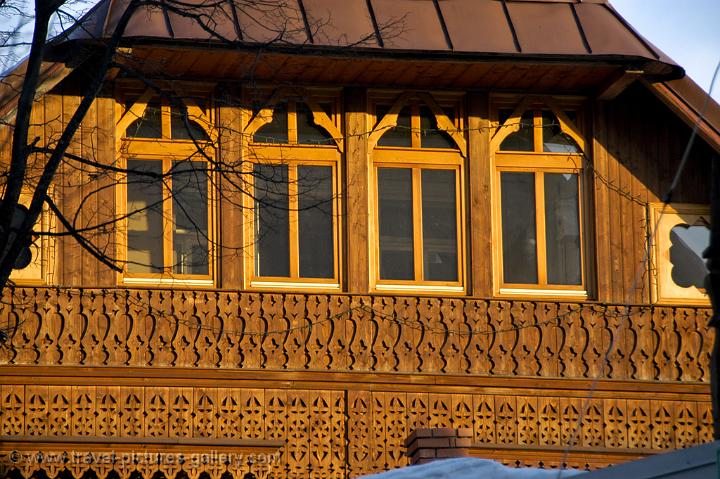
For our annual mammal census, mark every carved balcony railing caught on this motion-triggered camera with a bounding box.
[0,287,714,478]
[0,287,712,382]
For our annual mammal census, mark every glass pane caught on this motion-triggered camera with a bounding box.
[253,102,289,144]
[378,168,414,280]
[670,224,710,289]
[542,111,580,153]
[172,161,209,275]
[421,169,458,281]
[545,173,582,285]
[297,102,334,145]
[126,159,164,273]
[298,165,334,278]
[126,102,162,138]
[171,106,209,140]
[254,164,290,277]
[499,110,534,152]
[501,172,538,283]
[419,106,456,149]
[376,105,412,147]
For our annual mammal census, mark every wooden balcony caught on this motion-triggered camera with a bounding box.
[0,286,714,477]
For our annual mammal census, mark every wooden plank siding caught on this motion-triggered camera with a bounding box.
[593,84,713,303]
[0,77,717,478]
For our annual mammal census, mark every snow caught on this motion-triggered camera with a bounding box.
[361,458,585,479]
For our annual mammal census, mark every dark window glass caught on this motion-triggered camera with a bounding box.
[297,102,333,145]
[378,168,414,280]
[126,159,164,273]
[298,165,334,278]
[253,102,289,144]
[501,172,538,283]
[542,111,580,153]
[419,106,456,149]
[254,164,290,277]
[172,161,209,275]
[421,169,458,281]
[170,106,209,140]
[499,110,534,152]
[545,173,582,285]
[126,102,162,139]
[670,224,710,289]
[377,105,412,147]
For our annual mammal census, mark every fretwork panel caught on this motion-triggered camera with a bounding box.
[0,385,712,478]
[0,288,712,384]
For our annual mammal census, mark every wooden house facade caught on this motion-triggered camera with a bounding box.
[1,0,720,478]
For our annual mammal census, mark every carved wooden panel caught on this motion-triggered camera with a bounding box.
[0,288,712,385]
[0,384,713,479]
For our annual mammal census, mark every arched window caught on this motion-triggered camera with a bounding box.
[369,91,466,293]
[243,87,343,289]
[491,97,587,296]
[116,88,216,285]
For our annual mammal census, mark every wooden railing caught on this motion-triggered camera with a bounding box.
[0,287,714,478]
[0,287,712,382]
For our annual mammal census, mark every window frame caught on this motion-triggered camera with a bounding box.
[8,191,55,285]
[649,202,710,306]
[116,89,217,287]
[369,91,467,293]
[242,86,344,291]
[491,96,590,298]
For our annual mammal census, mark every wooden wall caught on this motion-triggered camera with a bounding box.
[0,79,717,478]
[6,81,713,302]
[592,84,714,304]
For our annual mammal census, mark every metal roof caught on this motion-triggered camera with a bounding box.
[64,0,679,76]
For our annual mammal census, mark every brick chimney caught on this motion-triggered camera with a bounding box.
[404,427,473,465]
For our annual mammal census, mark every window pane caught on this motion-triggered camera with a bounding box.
[542,111,580,153]
[298,165,334,278]
[126,102,162,138]
[126,159,164,273]
[171,106,209,140]
[422,169,458,281]
[501,172,538,283]
[253,102,289,144]
[377,105,412,147]
[297,102,334,145]
[670,224,709,289]
[172,161,209,275]
[499,111,534,152]
[545,173,582,285]
[419,106,456,149]
[254,164,290,277]
[378,168,414,280]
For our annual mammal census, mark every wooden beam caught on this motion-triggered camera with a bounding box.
[596,69,644,101]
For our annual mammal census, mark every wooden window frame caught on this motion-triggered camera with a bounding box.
[649,202,710,306]
[116,91,217,287]
[491,97,589,299]
[369,91,467,294]
[242,87,344,291]
[9,191,56,285]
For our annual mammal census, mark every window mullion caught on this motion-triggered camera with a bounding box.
[288,165,300,278]
[412,167,424,281]
[161,102,171,140]
[411,105,421,149]
[163,158,173,274]
[288,100,298,144]
[535,172,547,285]
[533,110,543,152]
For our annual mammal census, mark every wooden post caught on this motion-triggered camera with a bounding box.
[344,87,369,293]
[705,152,720,439]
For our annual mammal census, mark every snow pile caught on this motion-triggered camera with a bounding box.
[361,458,585,479]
